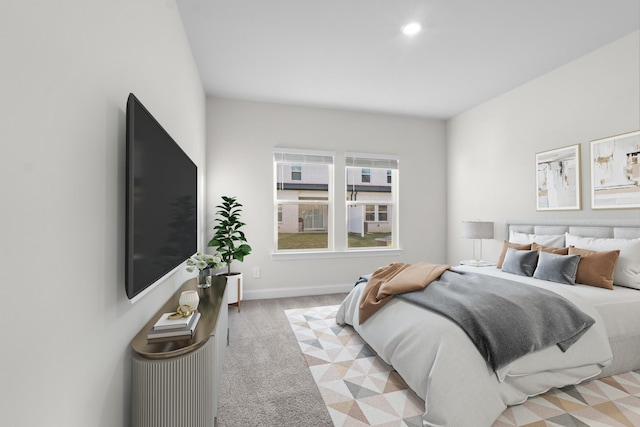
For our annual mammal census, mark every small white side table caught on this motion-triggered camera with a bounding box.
[460,260,496,267]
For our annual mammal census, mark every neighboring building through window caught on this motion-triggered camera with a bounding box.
[346,153,398,249]
[274,150,334,251]
[274,149,398,253]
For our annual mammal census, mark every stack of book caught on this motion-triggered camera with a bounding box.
[147,311,201,341]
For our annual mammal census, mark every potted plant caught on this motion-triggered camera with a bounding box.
[208,196,252,310]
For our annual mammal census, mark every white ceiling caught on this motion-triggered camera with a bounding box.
[177,0,640,119]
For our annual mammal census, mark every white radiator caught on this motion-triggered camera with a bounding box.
[132,338,215,427]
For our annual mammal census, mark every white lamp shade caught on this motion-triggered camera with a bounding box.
[461,221,494,239]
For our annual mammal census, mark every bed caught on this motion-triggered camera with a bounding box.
[336,219,640,426]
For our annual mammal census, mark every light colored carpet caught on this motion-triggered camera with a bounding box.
[216,294,347,427]
[286,305,640,427]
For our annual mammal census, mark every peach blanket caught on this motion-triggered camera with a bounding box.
[358,262,450,324]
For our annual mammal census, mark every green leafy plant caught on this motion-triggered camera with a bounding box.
[207,196,252,275]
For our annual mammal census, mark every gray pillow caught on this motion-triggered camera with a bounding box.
[502,247,538,277]
[533,251,581,285]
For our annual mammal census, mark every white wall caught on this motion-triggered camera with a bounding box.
[0,1,205,426]
[447,31,640,265]
[206,98,447,297]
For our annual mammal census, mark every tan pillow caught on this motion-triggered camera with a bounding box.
[532,243,569,255]
[497,241,532,269]
[568,246,620,290]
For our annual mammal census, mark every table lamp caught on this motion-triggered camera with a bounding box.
[460,221,494,267]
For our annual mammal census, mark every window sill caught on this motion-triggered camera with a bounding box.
[271,248,403,261]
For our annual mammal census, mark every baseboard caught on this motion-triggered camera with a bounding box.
[243,283,354,300]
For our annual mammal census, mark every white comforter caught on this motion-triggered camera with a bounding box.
[336,266,613,427]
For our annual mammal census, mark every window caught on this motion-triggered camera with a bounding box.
[364,205,388,222]
[365,205,375,221]
[378,204,388,221]
[346,153,398,249]
[291,163,302,180]
[273,149,398,255]
[274,149,334,251]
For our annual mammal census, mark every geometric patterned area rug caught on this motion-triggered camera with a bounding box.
[495,373,640,427]
[285,305,424,426]
[285,305,640,427]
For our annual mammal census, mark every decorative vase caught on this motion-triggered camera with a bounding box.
[179,290,200,310]
[197,268,211,288]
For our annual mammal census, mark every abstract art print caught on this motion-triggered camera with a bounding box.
[591,130,640,209]
[536,144,581,211]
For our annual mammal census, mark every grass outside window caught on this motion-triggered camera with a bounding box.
[277,232,392,250]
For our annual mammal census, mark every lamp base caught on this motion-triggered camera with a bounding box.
[460,260,496,267]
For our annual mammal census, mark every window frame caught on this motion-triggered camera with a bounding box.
[272,149,401,259]
[273,148,335,253]
[345,153,399,251]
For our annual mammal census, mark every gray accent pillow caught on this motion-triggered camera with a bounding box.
[502,247,538,277]
[533,251,581,285]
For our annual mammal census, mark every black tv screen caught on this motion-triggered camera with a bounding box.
[125,93,197,300]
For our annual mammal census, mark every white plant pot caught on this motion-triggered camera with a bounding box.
[225,272,243,312]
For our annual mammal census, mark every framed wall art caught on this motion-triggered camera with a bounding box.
[591,130,640,209]
[536,144,581,211]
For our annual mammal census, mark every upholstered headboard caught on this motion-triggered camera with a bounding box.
[506,219,640,240]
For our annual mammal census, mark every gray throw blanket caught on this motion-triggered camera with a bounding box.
[395,270,595,371]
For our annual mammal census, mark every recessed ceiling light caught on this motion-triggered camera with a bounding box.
[402,22,421,36]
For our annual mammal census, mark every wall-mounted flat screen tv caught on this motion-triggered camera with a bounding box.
[125,93,197,300]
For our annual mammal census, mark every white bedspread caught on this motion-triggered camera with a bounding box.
[336,266,613,427]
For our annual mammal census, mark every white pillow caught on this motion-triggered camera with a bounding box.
[565,233,640,289]
[509,231,565,248]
